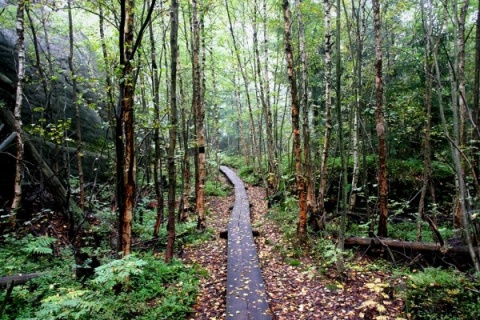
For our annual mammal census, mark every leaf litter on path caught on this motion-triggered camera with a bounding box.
[183,177,405,320]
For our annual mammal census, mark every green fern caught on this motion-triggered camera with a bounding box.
[92,254,147,289]
[22,236,56,256]
[35,289,99,320]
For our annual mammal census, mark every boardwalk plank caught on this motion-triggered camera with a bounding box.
[220,166,271,320]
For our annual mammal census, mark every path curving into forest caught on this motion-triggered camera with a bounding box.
[220,166,272,320]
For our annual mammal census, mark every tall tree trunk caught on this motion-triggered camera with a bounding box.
[418,0,434,241]
[473,0,480,192]
[455,0,479,270]
[98,3,116,136]
[67,0,84,212]
[335,0,347,274]
[233,72,249,165]
[263,0,278,190]
[297,0,317,218]
[9,0,26,227]
[179,62,191,222]
[373,0,388,237]
[345,0,365,212]
[116,0,157,256]
[166,0,179,262]
[210,48,220,183]
[150,7,165,237]
[117,0,136,257]
[283,0,307,240]
[316,0,333,230]
[254,0,274,194]
[192,0,206,230]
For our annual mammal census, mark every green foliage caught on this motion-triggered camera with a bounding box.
[22,235,56,256]
[205,179,231,197]
[314,238,353,271]
[404,268,480,320]
[218,153,244,169]
[92,254,147,289]
[26,118,73,145]
[1,254,199,320]
[0,234,62,276]
[267,194,298,240]
[388,221,454,242]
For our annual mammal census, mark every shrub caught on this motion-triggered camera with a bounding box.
[33,254,198,320]
[0,253,198,320]
[405,268,480,320]
[205,179,231,197]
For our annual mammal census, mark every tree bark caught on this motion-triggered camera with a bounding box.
[344,236,476,255]
[192,0,206,230]
[316,0,333,230]
[149,2,166,237]
[335,0,347,274]
[373,0,388,237]
[283,0,307,240]
[418,0,435,241]
[166,0,179,262]
[116,0,136,257]
[9,0,26,227]
[116,0,156,256]
[297,0,316,218]
[473,0,480,191]
[431,2,480,271]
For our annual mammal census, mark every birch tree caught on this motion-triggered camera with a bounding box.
[9,0,26,227]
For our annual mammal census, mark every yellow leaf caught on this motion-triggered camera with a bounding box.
[376,304,386,312]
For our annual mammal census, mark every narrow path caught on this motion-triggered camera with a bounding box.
[220,166,272,320]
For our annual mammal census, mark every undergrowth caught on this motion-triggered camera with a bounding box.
[402,268,480,320]
[0,253,198,320]
[0,200,204,319]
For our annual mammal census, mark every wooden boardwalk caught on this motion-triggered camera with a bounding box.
[220,166,271,320]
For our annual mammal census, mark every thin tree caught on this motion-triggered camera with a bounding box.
[9,0,26,227]
[335,0,347,274]
[474,0,480,187]
[150,2,166,237]
[343,0,365,211]
[165,0,179,262]
[283,0,307,239]
[316,0,333,230]
[254,0,274,190]
[418,0,435,241]
[67,0,85,211]
[225,0,261,173]
[373,0,388,237]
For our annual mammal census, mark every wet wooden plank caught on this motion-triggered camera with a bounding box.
[220,166,271,320]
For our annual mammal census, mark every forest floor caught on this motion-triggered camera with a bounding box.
[182,175,407,320]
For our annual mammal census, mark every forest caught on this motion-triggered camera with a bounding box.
[1,0,480,319]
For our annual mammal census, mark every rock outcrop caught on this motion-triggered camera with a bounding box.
[0,24,109,210]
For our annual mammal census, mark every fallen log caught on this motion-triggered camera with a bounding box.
[344,236,475,254]
[0,273,45,288]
